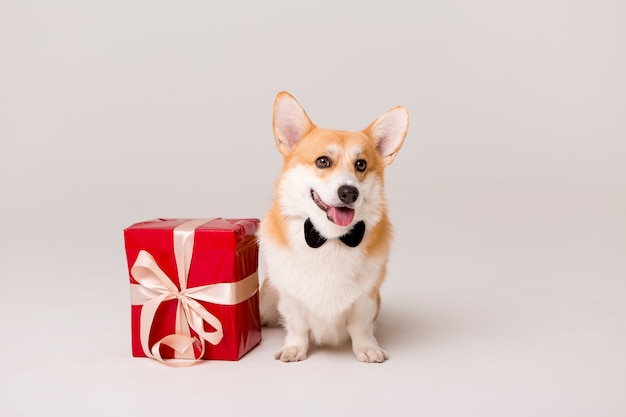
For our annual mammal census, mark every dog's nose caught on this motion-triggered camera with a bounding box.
[338,185,359,205]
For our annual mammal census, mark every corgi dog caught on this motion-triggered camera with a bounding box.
[258,92,409,363]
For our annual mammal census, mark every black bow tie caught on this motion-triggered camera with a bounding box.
[304,218,366,248]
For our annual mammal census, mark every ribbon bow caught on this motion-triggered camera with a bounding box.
[129,218,259,367]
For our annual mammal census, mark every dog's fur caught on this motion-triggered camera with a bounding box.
[258,92,409,362]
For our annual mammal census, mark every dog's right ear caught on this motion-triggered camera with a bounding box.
[273,92,315,156]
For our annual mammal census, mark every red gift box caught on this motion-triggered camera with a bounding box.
[124,218,262,366]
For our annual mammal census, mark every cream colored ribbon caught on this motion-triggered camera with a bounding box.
[129,218,259,367]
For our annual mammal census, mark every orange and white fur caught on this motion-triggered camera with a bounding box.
[258,92,409,363]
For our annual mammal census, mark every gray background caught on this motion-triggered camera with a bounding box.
[2,1,625,416]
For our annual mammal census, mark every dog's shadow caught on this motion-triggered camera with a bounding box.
[375,305,437,349]
[284,305,446,360]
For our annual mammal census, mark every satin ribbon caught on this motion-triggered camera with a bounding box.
[129,218,259,367]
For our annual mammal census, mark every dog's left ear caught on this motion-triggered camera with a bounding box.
[364,106,409,166]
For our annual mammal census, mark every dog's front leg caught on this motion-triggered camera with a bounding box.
[274,293,310,362]
[347,293,388,363]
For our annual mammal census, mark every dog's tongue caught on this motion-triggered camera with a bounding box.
[329,207,355,226]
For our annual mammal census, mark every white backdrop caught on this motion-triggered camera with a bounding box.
[2,1,625,416]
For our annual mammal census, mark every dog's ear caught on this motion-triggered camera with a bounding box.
[364,106,409,166]
[273,92,315,156]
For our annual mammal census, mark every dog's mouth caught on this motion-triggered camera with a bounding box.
[311,189,355,227]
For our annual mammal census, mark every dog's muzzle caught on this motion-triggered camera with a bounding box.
[311,189,356,226]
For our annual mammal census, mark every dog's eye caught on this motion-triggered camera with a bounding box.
[316,156,332,169]
[355,159,367,172]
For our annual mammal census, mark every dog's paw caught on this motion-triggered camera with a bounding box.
[274,345,308,362]
[354,346,388,363]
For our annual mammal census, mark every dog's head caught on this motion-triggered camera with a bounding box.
[272,92,409,239]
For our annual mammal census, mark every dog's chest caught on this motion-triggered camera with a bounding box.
[265,233,383,316]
